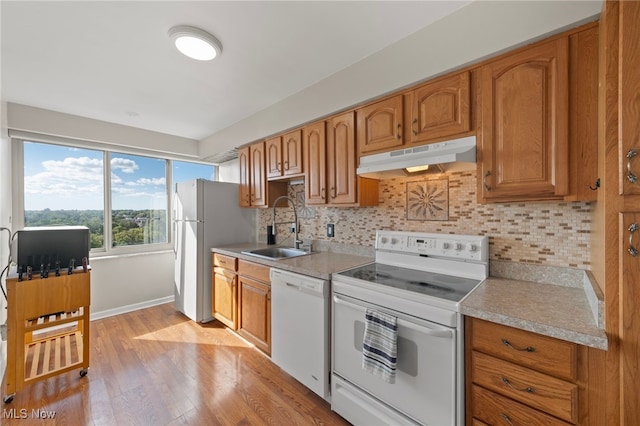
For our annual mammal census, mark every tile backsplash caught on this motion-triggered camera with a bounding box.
[258,171,592,268]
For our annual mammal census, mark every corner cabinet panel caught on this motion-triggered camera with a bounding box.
[327,112,357,204]
[356,95,403,156]
[405,71,471,145]
[479,38,569,202]
[238,146,251,207]
[304,121,327,205]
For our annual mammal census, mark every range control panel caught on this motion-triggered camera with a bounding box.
[375,230,488,262]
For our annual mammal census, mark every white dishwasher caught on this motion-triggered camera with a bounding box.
[270,268,330,401]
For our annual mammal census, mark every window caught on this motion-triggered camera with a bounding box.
[18,140,218,255]
[110,153,168,247]
[23,142,105,249]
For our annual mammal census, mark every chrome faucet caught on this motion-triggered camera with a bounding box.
[272,195,303,249]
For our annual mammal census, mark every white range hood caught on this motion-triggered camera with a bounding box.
[357,136,477,179]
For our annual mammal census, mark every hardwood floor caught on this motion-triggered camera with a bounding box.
[2,303,349,425]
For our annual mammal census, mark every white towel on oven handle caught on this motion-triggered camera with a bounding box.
[362,308,398,384]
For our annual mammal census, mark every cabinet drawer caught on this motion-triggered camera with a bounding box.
[472,385,572,426]
[213,253,237,271]
[213,267,236,280]
[470,318,577,381]
[472,351,578,423]
[238,259,270,283]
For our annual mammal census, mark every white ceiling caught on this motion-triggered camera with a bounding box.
[1,1,472,144]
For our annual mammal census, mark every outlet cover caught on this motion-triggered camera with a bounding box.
[327,223,335,238]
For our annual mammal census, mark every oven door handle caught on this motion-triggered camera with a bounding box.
[333,294,453,339]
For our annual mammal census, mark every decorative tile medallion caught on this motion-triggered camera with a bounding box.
[406,179,449,221]
[296,190,316,219]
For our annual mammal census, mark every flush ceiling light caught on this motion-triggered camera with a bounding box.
[168,25,222,61]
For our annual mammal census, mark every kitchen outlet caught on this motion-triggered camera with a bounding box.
[327,223,335,238]
[290,223,296,233]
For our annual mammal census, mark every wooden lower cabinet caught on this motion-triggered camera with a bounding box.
[466,317,584,425]
[212,267,237,330]
[238,260,271,355]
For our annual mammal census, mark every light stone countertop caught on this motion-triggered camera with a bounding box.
[211,243,374,281]
[461,277,608,350]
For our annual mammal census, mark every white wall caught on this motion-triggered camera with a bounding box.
[218,158,240,183]
[8,103,199,159]
[199,0,602,157]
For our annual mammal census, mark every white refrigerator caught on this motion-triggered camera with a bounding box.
[174,179,255,322]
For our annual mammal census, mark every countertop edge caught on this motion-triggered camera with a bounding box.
[461,305,608,351]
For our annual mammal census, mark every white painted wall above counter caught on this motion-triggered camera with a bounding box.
[199,0,602,159]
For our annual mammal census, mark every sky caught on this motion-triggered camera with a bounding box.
[23,142,215,211]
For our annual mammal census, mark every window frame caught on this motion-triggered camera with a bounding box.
[12,136,217,257]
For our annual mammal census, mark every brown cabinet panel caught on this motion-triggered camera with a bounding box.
[265,136,282,179]
[472,351,578,423]
[356,95,403,155]
[213,253,237,271]
[405,71,471,144]
[250,141,267,207]
[238,259,270,283]
[327,111,357,204]
[283,129,303,176]
[238,276,271,355]
[620,1,640,196]
[238,146,251,207]
[470,318,577,381]
[304,121,327,205]
[472,385,572,426]
[213,267,237,330]
[479,38,569,202]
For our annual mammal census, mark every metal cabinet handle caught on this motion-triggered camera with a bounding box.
[500,413,514,426]
[321,188,326,200]
[501,338,535,352]
[483,170,492,191]
[284,160,289,171]
[629,223,639,257]
[330,187,336,199]
[397,123,401,139]
[628,149,638,184]
[277,161,282,172]
[501,376,535,393]
[412,118,418,136]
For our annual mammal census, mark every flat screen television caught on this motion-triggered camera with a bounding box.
[15,226,90,273]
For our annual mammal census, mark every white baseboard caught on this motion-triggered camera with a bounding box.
[91,295,174,321]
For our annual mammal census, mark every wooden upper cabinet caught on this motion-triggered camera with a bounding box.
[478,37,569,202]
[304,121,327,205]
[266,130,303,180]
[404,71,471,145]
[282,129,303,176]
[265,136,282,179]
[620,1,640,196]
[356,95,403,156]
[238,146,251,207]
[249,141,268,206]
[327,112,357,204]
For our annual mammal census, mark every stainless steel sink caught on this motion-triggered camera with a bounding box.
[240,247,311,261]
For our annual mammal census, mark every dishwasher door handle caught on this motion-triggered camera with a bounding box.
[333,294,453,339]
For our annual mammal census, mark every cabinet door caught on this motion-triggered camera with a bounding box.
[213,268,237,330]
[304,121,327,205]
[327,111,357,204]
[620,1,640,195]
[238,276,271,355]
[406,71,470,144]
[249,141,267,207]
[356,95,403,156]
[283,129,303,176]
[621,212,640,422]
[265,136,282,179]
[238,146,251,207]
[479,38,569,201]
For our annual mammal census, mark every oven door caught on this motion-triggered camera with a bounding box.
[332,292,457,426]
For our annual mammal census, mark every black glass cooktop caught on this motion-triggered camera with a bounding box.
[337,263,481,303]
